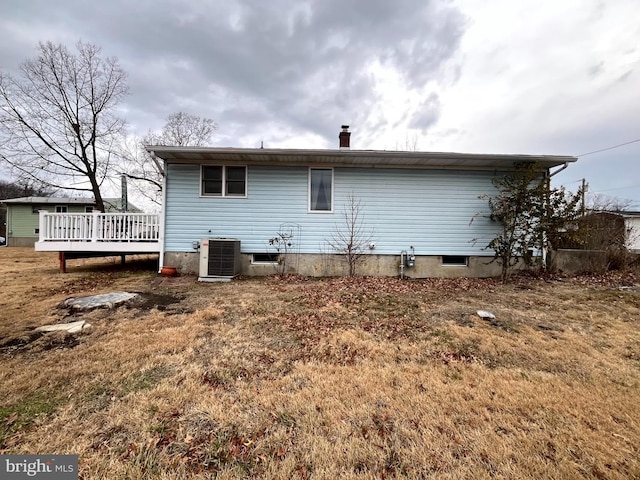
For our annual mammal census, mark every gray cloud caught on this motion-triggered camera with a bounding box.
[588,61,605,77]
[2,0,640,206]
[409,92,441,131]
[0,0,466,146]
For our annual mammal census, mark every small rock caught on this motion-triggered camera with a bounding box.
[477,310,496,320]
[35,320,91,334]
[618,286,638,292]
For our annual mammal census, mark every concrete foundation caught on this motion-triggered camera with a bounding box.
[7,237,37,247]
[164,251,504,278]
[550,249,608,274]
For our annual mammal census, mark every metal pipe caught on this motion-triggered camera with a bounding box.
[400,250,407,279]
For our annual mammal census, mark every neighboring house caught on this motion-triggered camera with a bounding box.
[102,198,143,214]
[621,212,640,253]
[149,127,578,278]
[1,197,141,247]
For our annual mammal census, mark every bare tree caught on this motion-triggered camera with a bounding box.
[394,131,422,151]
[123,112,217,205]
[326,193,374,276]
[0,41,128,212]
[587,193,635,213]
[152,112,217,147]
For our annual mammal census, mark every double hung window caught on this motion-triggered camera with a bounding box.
[201,166,247,197]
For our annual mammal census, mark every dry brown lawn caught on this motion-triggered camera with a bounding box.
[0,247,639,479]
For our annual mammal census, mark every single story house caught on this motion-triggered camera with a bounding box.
[149,126,577,278]
[1,197,141,247]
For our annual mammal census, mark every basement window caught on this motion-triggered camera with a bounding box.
[442,255,468,266]
[251,253,279,264]
[201,165,247,197]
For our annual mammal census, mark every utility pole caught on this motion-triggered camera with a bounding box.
[581,178,587,216]
[121,174,128,213]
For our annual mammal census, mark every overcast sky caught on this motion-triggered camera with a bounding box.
[1,0,639,206]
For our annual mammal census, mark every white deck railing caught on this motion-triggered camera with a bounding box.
[39,211,160,243]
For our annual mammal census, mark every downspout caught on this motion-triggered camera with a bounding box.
[6,205,11,245]
[548,162,569,178]
[154,150,167,273]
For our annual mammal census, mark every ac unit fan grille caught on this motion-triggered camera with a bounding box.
[208,241,239,276]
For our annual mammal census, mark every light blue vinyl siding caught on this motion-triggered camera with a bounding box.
[164,164,501,255]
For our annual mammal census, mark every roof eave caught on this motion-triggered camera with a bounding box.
[0,196,96,205]
[146,146,577,170]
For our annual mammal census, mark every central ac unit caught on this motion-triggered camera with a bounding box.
[199,238,241,281]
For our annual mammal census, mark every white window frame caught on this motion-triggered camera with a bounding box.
[200,165,248,198]
[308,167,334,213]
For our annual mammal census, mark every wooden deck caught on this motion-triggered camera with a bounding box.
[35,211,161,253]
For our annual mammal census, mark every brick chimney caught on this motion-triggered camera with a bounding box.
[339,125,351,149]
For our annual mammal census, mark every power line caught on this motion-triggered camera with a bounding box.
[589,184,640,193]
[577,137,640,157]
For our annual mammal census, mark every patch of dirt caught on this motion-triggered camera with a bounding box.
[30,331,81,352]
[0,329,84,355]
[0,331,44,355]
[39,275,118,297]
[153,275,198,286]
[454,313,477,327]
[536,323,565,332]
[127,292,187,314]
[481,317,519,333]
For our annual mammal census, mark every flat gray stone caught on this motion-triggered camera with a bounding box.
[36,320,91,333]
[62,292,138,310]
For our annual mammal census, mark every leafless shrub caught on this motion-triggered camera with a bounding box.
[326,193,374,276]
[268,231,293,277]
